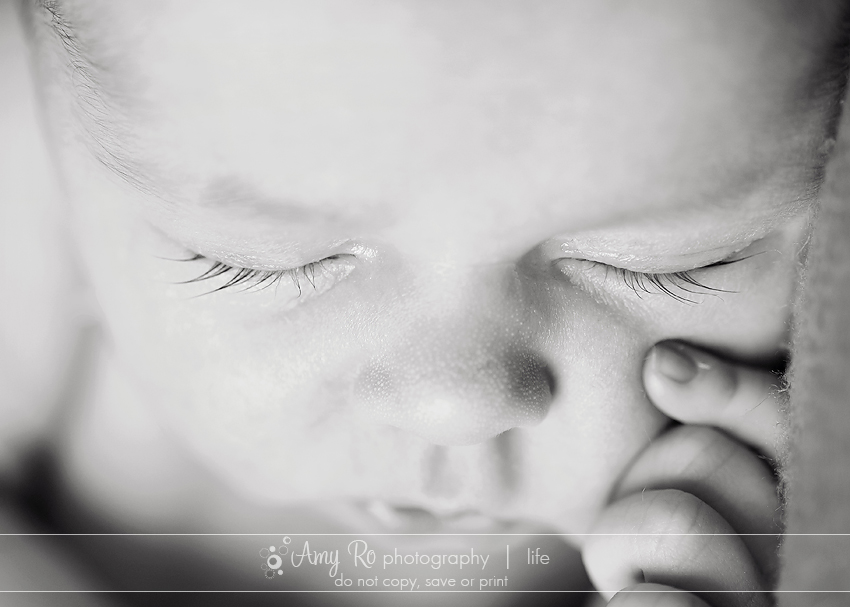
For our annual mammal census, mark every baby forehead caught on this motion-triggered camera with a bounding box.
[57,0,846,62]
[37,0,846,227]
[48,1,848,145]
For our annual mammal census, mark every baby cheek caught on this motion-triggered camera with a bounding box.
[649,256,798,362]
[71,216,338,430]
[505,289,669,534]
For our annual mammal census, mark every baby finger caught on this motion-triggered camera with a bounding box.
[643,342,786,461]
[611,425,781,585]
[608,583,712,607]
[583,489,771,607]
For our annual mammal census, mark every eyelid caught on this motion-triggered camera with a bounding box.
[549,208,813,274]
[555,242,754,274]
[173,252,355,297]
[149,215,371,274]
[556,254,749,305]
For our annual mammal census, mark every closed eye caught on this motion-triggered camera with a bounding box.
[561,254,759,305]
[174,253,346,298]
[603,265,734,304]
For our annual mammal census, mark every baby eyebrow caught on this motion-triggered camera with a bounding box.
[32,2,393,226]
[31,0,167,199]
[196,177,397,228]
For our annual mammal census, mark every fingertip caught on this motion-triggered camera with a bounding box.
[644,342,737,422]
[649,342,698,385]
[643,342,699,414]
[609,584,712,607]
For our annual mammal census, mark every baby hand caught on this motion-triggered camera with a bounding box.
[583,341,786,607]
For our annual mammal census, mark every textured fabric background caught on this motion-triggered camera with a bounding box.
[779,99,850,603]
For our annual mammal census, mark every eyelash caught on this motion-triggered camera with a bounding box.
[176,252,752,302]
[176,253,340,296]
[601,256,751,304]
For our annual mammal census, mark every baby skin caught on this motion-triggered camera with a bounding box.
[3,0,842,605]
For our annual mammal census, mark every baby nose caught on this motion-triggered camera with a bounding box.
[353,329,555,446]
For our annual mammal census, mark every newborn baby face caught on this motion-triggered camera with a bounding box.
[32,0,841,537]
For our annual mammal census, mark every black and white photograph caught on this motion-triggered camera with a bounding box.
[2,1,850,605]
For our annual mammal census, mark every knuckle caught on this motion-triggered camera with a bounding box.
[638,489,704,534]
[660,426,740,481]
[658,490,715,534]
[640,490,725,562]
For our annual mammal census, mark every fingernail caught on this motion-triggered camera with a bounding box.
[653,343,698,384]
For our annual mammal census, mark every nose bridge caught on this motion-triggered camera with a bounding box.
[353,266,555,446]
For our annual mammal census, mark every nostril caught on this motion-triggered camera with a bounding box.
[504,348,557,405]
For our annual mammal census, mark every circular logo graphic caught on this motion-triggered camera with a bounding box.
[260,537,291,578]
